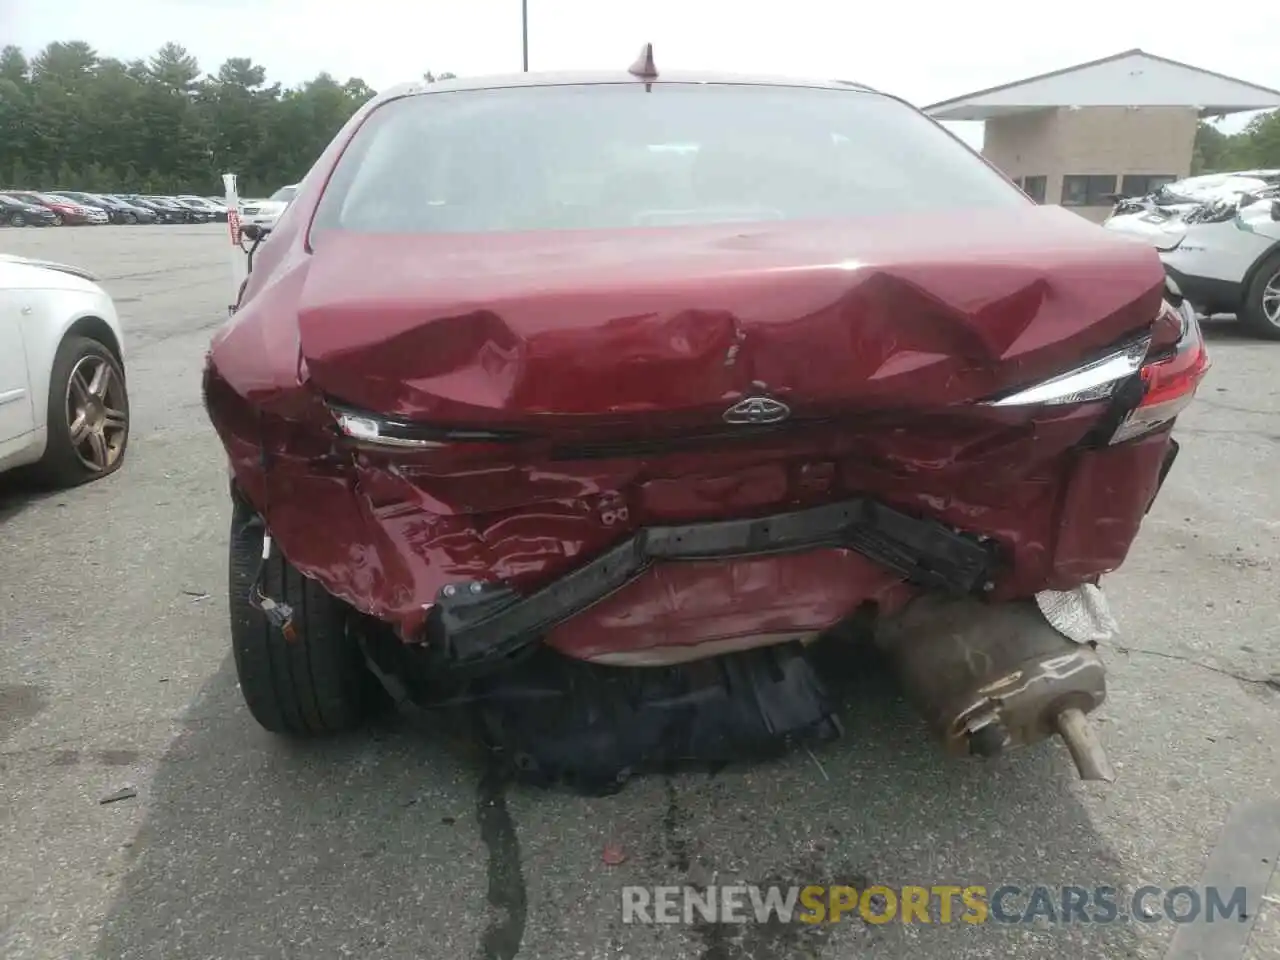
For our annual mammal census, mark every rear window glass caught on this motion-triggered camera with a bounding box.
[312,83,1027,236]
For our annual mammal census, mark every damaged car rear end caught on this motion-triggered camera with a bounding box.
[203,64,1208,791]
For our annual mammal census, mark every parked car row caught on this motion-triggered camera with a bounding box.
[0,191,231,227]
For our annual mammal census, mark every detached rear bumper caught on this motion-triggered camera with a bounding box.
[425,497,997,674]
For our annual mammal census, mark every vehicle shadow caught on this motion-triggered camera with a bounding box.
[0,471,62,524]
[96,652,1146,960]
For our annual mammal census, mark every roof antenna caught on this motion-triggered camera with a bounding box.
[628,43,658,79]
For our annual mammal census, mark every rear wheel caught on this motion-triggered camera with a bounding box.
[124,212,137,224]
[228,496,385,736]
[32,336,129,487]
[51,213,63,226]
[8,212,26,227]
[1240,251,1280,340]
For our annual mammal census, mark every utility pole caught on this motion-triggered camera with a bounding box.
[522,0,529,71]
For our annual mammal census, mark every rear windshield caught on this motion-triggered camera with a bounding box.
[271,185,298,203]
[312,82,1027,236]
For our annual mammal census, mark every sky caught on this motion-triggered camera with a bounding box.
[2,0,1278,149]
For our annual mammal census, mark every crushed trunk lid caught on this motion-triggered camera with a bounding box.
[296,207,1166,431]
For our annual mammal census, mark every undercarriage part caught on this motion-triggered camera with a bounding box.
[462,642,843,796]
[428,497,998,677]
[875,596,1114,781]
[1056,706,1116,782]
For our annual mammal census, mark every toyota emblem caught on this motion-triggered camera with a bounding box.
[722,395,791,425]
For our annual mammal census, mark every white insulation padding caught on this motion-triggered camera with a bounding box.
[1035,583,1120,645]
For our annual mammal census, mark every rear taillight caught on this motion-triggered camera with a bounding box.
[982,299,1208,443]
[984,340,1150,408]
[336,411,448,449]
[329,404,526,454]
[1110,301,1209,443]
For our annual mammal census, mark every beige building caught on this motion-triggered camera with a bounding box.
[926,50,1280,222]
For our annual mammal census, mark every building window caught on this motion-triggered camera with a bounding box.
[1021,175,1047,203]
[1061,174,1117,207]
[1120,174,1177,198]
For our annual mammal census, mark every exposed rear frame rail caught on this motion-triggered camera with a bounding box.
[428,497,998,673]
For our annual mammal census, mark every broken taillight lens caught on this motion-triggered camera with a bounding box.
[982,300,1208,444]
[1110,301,1210,444]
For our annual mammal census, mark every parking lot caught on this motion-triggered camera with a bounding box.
[1,223,1278,960]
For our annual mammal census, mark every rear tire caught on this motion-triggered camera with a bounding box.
[31,336,129,487]
[228,497,385,736]
[1240,251,1280,341]
[9,213,26,227]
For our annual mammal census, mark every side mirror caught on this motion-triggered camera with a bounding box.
[240,223,265,242]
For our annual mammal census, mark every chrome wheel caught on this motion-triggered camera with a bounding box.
[10,213,26,227]
[65,355,128,472]
[52,213,62,226]
[1264,269,1280,328]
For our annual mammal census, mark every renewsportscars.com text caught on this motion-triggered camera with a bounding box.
[621,884,1249,926]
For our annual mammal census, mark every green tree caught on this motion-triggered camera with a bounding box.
[0,45,31,84]
[1235,111,1280,169]
[31,41,97,85]
[0,38,443,193]
[198,57,281,193]
[1192,113,1280,173]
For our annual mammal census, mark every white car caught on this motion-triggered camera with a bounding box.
[239,184,298,230]
[1104,170,1280,245]
[1154,170,1280,204]
[1113,193,1280,339]
[0,254,130,484]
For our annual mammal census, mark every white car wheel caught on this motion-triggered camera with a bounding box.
[1263,271,1280,327]
[1241,252,1280,341]
[33,336,130,486]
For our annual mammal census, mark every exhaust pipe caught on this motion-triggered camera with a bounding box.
[876,596,1115,782]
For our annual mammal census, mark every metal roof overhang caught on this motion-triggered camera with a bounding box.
[929,102,1276,122]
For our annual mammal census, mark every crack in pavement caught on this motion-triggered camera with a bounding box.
[1191,397,1280,418]
[1108,643,1279,690]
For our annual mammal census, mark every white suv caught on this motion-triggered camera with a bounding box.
[1152,192,1280,340]
[240,184,298,230]
[1104,180,1280,340]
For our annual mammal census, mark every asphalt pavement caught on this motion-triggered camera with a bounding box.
[1,224,1278,960]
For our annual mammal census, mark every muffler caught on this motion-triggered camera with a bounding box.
[876,596,1115,781]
